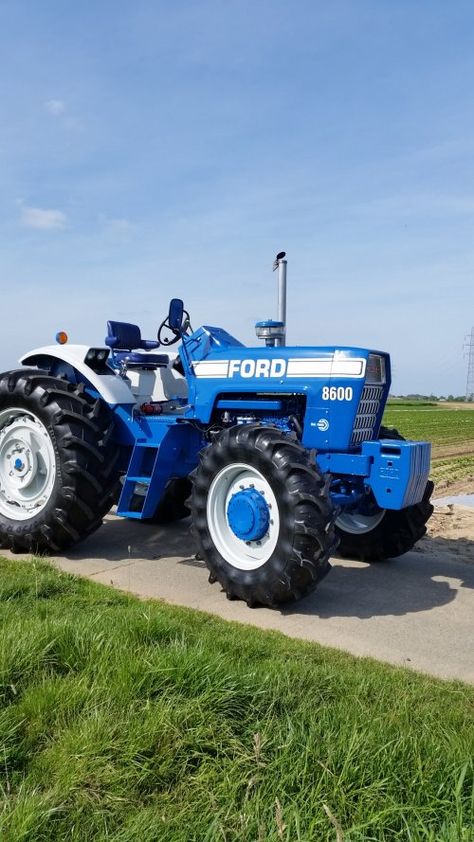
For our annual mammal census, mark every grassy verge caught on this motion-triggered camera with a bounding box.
[1,557,473,841]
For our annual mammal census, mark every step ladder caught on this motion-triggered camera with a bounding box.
[116,442,167,519]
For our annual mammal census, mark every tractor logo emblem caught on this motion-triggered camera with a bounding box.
[316,418,329,432]
[192,357,366,380]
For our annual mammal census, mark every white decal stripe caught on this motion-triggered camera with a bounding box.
[191,356,366,378]
[287,358,366,378]
[193,361,230,378]
[287,360,332,377]
[332,359,365,377]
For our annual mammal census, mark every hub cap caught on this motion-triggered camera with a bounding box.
[227,488,270,542]
[207,463,280,570]
[0,408,57,521]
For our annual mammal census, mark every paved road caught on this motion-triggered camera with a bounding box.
[21,514,474,683]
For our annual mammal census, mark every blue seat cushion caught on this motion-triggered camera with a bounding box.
[114,351,169,368]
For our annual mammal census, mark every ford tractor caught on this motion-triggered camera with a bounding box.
[0,253,433,607]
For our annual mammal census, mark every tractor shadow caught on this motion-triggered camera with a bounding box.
[286,537,474,620]
[63,517,474,620]
[64,515,198,566]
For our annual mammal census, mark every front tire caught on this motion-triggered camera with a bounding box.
[336,426,434,561]
[0,369,119,553]
[191,425,336,607]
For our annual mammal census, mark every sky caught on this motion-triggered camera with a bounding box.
[0,0,473,396]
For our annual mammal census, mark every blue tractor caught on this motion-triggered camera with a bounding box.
[0,253,433,607]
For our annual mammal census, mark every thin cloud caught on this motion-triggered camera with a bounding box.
[45,99,65,116]
[103,217,133,232]
[98,215,134,240]
[20,204,67,230]
[353,193,474,219]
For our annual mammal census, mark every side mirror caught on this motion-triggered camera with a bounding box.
[168,298,184,331]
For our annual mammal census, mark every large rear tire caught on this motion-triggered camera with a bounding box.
[0,369,119,553]
[336,426,434,561]
[191,425,336,607]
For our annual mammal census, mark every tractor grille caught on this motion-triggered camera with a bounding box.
[351,385,385,445]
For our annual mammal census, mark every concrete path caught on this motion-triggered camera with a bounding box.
[18,514,474,684]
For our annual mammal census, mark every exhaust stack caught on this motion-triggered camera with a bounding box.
[255,251,287,347]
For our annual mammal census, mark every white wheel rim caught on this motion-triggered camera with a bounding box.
[0,408,57,521]
[336,509,385,535]
[206,463,280,571]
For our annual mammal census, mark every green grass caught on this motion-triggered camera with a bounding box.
[387,400,438,408]
[383,405,474,486]
[1,558,473,841]
[428,456,474,487]
[383,407,474,447]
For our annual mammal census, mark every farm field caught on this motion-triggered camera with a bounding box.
[383,404,474,490]
[0,556,473,842]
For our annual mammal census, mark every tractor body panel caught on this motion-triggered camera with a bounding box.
[180,326,390,453]
[18,324,429,520]
[20,345,135,405]
[316,439,431,509]
[1,262,433,606]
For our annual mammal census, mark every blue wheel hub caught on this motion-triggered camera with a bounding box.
[14,458,24,471]
[227,488,270,542]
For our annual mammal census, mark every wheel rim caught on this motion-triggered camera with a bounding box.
[0,408,57,521]
[336,509,385,535]
[206,463,280,570]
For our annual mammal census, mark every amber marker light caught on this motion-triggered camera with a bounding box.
[55,331,68,345]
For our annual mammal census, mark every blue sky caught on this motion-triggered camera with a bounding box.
[0,0,473,395]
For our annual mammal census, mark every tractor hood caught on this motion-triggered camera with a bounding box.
[181,326,391,452]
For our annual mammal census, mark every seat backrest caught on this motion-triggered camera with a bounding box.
[106,320,160,351]
[106,321,143,350]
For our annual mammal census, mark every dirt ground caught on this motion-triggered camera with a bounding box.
[437,401,474,410]
[418,500,474,563]
[433,442,474,460]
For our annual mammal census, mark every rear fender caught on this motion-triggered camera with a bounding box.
[19,344,135,406]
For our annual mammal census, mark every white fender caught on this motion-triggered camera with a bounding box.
[19,344,135,406]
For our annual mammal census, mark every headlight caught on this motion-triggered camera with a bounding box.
[366,354,386,384]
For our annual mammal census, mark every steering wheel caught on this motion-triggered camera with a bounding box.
[157,310,191,346]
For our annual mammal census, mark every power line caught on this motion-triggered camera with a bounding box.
[464,327,474,402]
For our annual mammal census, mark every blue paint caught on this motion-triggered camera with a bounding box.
[216,399,283,411]
[14,458,23,471]
[227,489,270,541]
[30,313,432,522]
[105,320,160,351]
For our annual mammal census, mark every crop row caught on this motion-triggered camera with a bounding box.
[430,455,474,485]
[382,408,474,446]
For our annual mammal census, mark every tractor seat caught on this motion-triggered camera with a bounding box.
[105,321,169,368]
